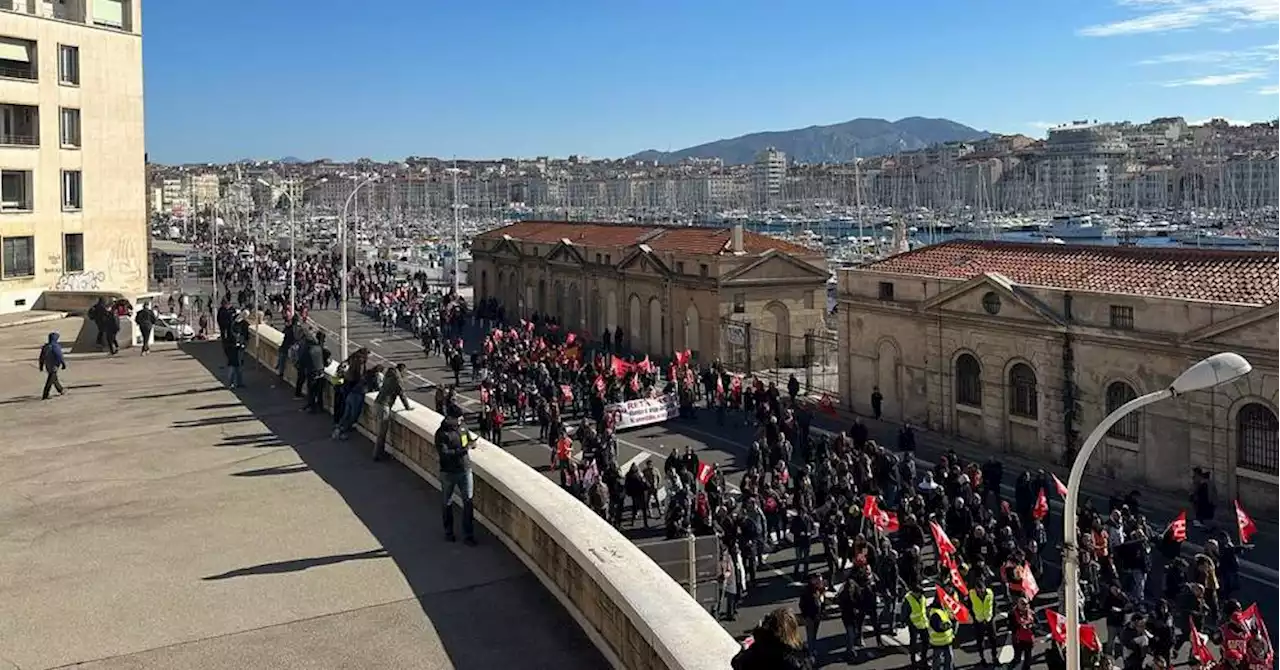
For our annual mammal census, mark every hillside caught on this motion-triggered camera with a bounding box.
[628,116,990,165]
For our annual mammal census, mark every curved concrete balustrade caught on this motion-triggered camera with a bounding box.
[247,325,739,670]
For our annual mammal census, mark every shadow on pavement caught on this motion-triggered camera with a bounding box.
[176,340,603,669]
[231,463,311,477]
[202,549,390,580]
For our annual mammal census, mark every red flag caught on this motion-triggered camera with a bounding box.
[565,332,576,346]
[861,496,899,533]
[862,495,879,519]
[629,376,640,393]
[610,356,632,378]
[1240,603,1271,646]
[560,384,573,403]
[881,510,900,533]
[930,521,957,556]
[1166,511,1188,543]
[945,556,968,596]
[1190,618,1215,664]
[675,349,691,366]
[935,585,971,624]
[594,376,605,395]
[696,462,714,485]
[819,393,836,416]
[1080,624,1102,652]
[1021,562,1040,600]
[1235,500,1257,544]
[1052,473,1068,497]
[1045,609,1067,644]
[637,355,652,373]
[1032,488,1049,521]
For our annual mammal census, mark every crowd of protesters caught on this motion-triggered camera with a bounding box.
[150,238,1273,670]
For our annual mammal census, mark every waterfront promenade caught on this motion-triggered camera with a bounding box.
[0,318,601,670]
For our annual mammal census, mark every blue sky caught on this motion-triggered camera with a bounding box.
[143,0,1279,164]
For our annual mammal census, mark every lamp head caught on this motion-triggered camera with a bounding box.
[1170,353,1252,395]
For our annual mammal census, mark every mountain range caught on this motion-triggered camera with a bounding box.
[628,116,991,165]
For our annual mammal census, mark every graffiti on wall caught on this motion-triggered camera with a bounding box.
[54,270,106,291]
[107,234,145,288]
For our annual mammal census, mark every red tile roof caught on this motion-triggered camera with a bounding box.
[863,240,1278,305]
[476,220,820,257]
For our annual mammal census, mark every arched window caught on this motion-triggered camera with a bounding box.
[1008,363,1038,419]
[1105,382,1140,441]
[955,354,982,407]
[1237,403,1278,475]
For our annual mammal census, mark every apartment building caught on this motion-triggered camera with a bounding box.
[0,0,144,311]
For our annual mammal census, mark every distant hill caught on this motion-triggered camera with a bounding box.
[279,156,304,164]
[628,116,991,165]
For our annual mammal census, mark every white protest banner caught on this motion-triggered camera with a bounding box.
[605,393,680,430]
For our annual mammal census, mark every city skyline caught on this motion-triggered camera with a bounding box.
[143,0,1279,164]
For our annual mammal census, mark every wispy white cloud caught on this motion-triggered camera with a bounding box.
[1161,71,1266,86]
[1259,84,1280,94]
[1137,44,1278,65]
[1080,0,1279,37]
[1026,121,1060,130]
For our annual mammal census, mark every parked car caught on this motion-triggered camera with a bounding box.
[154,313,195,341]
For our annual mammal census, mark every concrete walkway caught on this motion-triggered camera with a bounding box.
[0,319,601,670]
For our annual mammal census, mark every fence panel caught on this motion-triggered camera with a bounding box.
[718,318,841,399]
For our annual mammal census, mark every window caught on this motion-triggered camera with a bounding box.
[1,170,31,211]
[804,290,815,310]
[733,292,746,313]
[58,45,79,85]
[62,170,82,210]
[60,108,80,147]
[1105,381,1140,441]
[676,261,685,274]
[878,281,895,301]
[605,254,611,265]
[595,253,601,264]
[1008,363,1038,419]
[0,104,38,146]
[92,0,126,29]
[0,36,35,80]
[955,353,982,407]
[699,263,708,277]
[1109,305,1134,330]
[63,233,84,272]
[982,291,1002,315]
[2,235,34,278]
[1237,403,1278,475]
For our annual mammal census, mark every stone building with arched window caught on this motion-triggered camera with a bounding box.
[469,220,829,367]
[836,239,1278,513]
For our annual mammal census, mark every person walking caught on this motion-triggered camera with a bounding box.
[969,581,998,666]
[38,332,66,399]
[903,585,930,669]
[135,302,156,355]
[927,598,956,670]
[372,362,411,461]
[436,415,476,545]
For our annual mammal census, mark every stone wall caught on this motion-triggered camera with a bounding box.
[246,326,738,670]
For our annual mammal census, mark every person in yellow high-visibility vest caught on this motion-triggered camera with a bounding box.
[969,581,998,666]
[903,586,930,668]
[928,603,955,670]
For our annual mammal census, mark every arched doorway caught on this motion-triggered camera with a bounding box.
[536,279,547,316]
[765,301,791,367]
[589,288,601,334]
[607,290,619,333]
[628,293,641,350]
[566,283,581,330]
[684,303,701,357]
[876,338,901,421]
[553,280,565,323]
[648,297,663,354]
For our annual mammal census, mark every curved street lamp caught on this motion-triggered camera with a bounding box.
[1062,352,1252,670]
[339,175,380,361]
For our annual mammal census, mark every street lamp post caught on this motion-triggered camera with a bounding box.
[257,178,326,318]
[339,175,380,362]
[210,202,219,310]
[1062,352,1252,670]
[447,167,464,295]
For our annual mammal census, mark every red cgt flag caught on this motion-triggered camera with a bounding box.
[1032,487,1049,521]
[697,462,715,485]
[674,349,692,366]
[1021,562,1040,601]
[1051,473,1069,497]
[1166,510,1188,543]
[1190,617,1215,664]
[930,521,957,556]
[1046,609,1103,651]
[1235,500,1257,544]
[935,585,971,624]
[939,552,968,596]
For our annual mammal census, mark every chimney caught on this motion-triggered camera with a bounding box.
[731,222,744,254]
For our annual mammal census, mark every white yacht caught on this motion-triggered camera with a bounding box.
[1043,214,1111,240]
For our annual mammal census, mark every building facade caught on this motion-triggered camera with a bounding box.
[837,240,1278,513]
[0,0,145,311]
[470,221,831,370]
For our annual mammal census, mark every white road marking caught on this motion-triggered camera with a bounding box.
[621,451,651,472]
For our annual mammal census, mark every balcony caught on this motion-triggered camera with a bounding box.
[0,104,38,147]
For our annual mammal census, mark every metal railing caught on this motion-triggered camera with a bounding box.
[0,133,37,147]
[0,63,36,81]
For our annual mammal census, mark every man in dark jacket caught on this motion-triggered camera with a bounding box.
[301,332,328,412]
[216,299,235,341]
[278,315,301,377]
[135,303,156,355]
[88,298,107,350]
[101,303,121,355]
[436,415,476,545]
[38,332,66,399]
[372,363,412,461]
